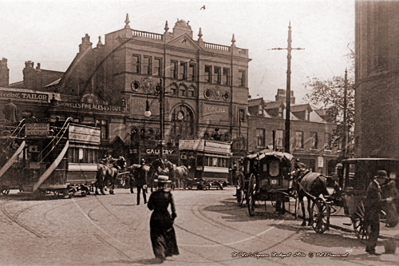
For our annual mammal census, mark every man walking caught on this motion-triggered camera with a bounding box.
[135,158,147,205]
[364,170,393,255]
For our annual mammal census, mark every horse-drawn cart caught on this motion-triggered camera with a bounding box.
[244,150,296,216]
[295,158,399,237]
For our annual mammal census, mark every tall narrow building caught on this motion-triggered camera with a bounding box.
[355,1,399,157]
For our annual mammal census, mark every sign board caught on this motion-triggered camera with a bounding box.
[318,156,324,168]
[25,123,49,136]
[179,139,231,154]
[69,125,101,144]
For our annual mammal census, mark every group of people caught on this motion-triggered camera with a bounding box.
[128,156,179,263]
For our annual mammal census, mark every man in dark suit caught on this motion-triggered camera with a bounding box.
[135,158,147,205]
[364,170,393,255]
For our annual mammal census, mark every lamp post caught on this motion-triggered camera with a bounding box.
[144,78,164,159]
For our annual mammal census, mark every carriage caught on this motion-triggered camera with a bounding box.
[243,150,296,216]
[0,118,102,198]
[297,157,399,237]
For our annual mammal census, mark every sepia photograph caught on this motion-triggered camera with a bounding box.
[0,0,398,265]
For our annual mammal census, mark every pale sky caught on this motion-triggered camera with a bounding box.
[0,0,354,103]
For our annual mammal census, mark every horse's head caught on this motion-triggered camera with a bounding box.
[116,156,127,169]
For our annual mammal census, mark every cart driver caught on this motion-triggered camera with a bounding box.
[364,170,393,255]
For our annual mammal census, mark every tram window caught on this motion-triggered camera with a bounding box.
[79,148,84,162]
[212,157,218,167]
[197,156,203,167]
[269,160,280,177]
[262,163,267,172]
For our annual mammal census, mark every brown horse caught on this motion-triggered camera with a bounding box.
[96,156,126,195]
[292,168,340,226]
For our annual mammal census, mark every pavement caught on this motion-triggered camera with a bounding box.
[329,212,399,241]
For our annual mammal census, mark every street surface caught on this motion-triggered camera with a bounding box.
[0,187,398,266]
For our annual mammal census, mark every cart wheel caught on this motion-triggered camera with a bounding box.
[311,197,330,234]
[352,201,369,241]
[239,189,246,207]
[236,188,241,203]
[247,173,257,216]
[2,188,10,195]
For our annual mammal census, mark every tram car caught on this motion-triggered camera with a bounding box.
[179,139,231,190]
[0,117,100,198]
[244,149,295,216]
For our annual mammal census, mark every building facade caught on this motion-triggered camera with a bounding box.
[355,1,399,158]
[247,89,338,175]
[1,15,250,166]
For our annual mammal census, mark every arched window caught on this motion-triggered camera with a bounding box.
[172,105,194,138]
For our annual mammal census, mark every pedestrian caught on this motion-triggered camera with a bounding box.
[3,99,17,124]
[147,175,179,263]
[135,158,147,205]
[381,175,399,227]
[364,170,393,255]
[129,172,135,194]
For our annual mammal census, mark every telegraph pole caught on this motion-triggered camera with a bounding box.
[342,69,348,158]
[271,22,304,153]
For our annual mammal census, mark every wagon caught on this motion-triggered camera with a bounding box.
[307,158,399,237]
[244,150,296,216]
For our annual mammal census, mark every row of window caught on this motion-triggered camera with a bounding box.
[131,54,246,87]
[68,147,98,163]
[256,129,332,150]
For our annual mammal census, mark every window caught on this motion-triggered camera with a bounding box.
[295,131,304,148]
[154,58,161,76]
[311,132,318,149]
[276,129,284,149]
[239,109,245,122]
[188,64,195,81]
[95,119,108,140]
[179,62,187,80]
[179,63,187,80]
[170,61,178,79]
[132,55,140,73]
[324,133,331,149]
[205,66,212,83]
[256,129,265,147]
[214,67,221,84]
[142,56,151,75]
[223,68,230,85]
[188,87,195,97]
[180,88,186,96]
[238,70,245,87]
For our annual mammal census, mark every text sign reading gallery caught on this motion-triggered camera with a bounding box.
[68,125,101,144]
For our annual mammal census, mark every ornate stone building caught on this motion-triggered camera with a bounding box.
[1,15,250,165]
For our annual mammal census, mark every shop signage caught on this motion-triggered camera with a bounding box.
[25,123,49,136]
[69,125,101,144]
[202,104,229,121]
[59,102,122,112]
[0,91,49,102]
[145,149,175,155]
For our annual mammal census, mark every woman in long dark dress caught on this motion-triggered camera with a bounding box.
[147,175,179,263]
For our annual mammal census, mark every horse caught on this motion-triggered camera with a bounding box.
[170,164,189,189]
[292,167,341,226]
[96,156,126,195]
[127,163,151,191]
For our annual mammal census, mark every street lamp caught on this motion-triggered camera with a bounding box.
[143,78,164,159]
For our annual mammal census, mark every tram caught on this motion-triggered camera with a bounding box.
[0,117,100,198]
[179,139,231,190]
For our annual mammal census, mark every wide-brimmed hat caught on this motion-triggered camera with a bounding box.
[156,175,171,183]
[375,170,389,179]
